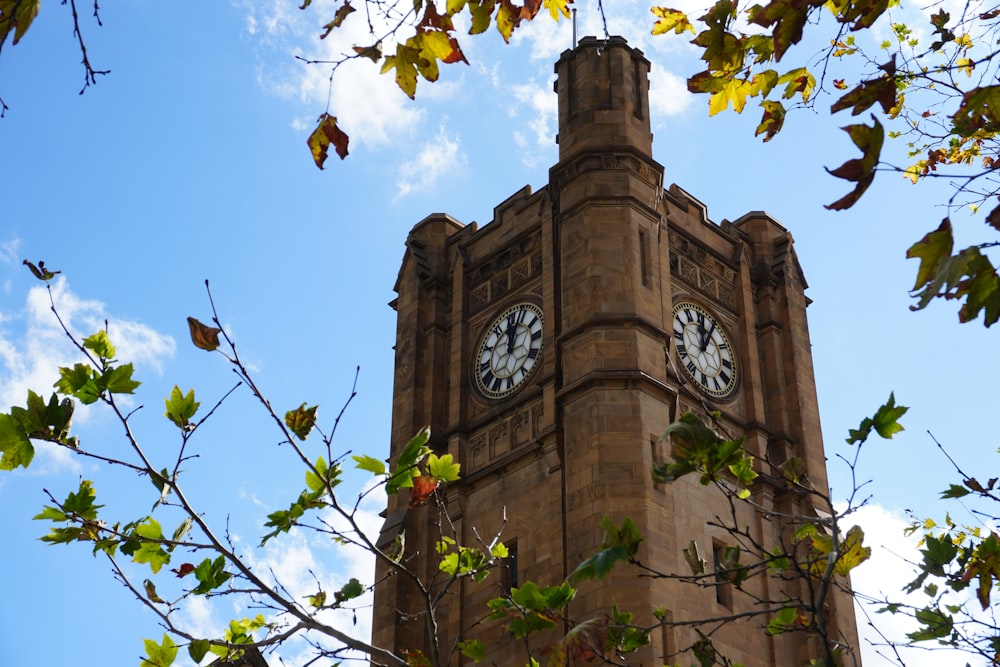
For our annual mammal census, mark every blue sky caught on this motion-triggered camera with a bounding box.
[1,1,996,665]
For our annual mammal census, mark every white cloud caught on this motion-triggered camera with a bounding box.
[846,503,983,666]
[509,80,559,168]
[650,67,693,117]
[0,277,176,470]
[240,0,424,150]
[394,124,467,200]
[233,486,385,664]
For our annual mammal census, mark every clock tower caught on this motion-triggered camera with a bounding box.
[373,36,859,666]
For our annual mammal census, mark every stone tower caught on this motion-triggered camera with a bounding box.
[372,36,859,666]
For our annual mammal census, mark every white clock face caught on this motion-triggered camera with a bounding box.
[474,302,544,400]
[672,301,738,399]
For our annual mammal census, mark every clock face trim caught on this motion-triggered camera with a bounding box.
[474,302,544,400]
[671,301,738,399]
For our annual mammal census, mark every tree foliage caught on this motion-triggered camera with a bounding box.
[1,262,908,667]
[650,0,1000,326]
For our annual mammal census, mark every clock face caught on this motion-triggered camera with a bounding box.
[672,301,738,399]
[474,302,544,400]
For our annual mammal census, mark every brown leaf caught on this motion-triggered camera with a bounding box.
[171,563,196,577]
[408,476,439,508]
[353,42,382,62]
[986,203,1000,232]
[320,1,355,39]
[22,259,60,281]
[307,113,350,169]
[187,317,222,352]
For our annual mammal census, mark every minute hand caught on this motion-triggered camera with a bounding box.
[702,321,716,351]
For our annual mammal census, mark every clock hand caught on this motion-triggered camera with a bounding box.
[506,315,517,353]
[703,321,716,350]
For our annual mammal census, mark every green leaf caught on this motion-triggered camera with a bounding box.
[940,484,971,499]
[0,412,33,470]
[352,454,387,476]
[192,555,232,594]
[260,489,327,545]
[102,363,141,394]
[188,639,210,664]
[427,452,461,481]
[846,393,908,444]
[285,403,318,440]
[572,545,629,582]
[305,456,329,493]
[142,634,179,667]
[336,577,364,602]
[55,363,103,404]
[458,639,487,662]
[386,426,431,494]
[132,518,171,573]
[907,606,954,641]
[164,386,200,429]
[767,606,799,635]
[83,330,117,360]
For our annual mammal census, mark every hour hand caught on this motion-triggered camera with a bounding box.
[506,316,517,353]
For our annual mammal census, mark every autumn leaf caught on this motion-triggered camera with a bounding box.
[285,403,318,440]
[747,0,823,61]
[186,317,222,352]
[409,475,439,508]
[651,6,695,35]
[144,579,165,603]
[320,1,355,39]
[171,562,196,577]
[22,259,60,281]
[381,43,422,99]
[952,85,1000,136]
[307,113,350,169]
[353,42,382,62]
[543,0,571,21]
[756,100,785,141]
[777,66,815,103]
[830,56,897,116]
[825,115,883,210]
[0,0,40,49]
[495,0,518,42]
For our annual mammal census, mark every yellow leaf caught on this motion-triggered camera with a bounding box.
[421,29,454,61]
[543,0,571,20]
[708,78,754,116]
[382,44,421,98]
[903,162,923,184]
[0,0,40,47]
[956,32,973,49]
[957,57,974,76]
[307,113,350,169]
[650,6,695,35]
[495,2,516,42]
[777,67,816,103]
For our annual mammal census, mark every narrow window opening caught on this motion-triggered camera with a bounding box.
[501,541,519,593]
[713,542,734,609]
[639,230,652,287]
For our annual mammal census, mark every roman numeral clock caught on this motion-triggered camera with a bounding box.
[671,301,738,399]
[474,302,544,400]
